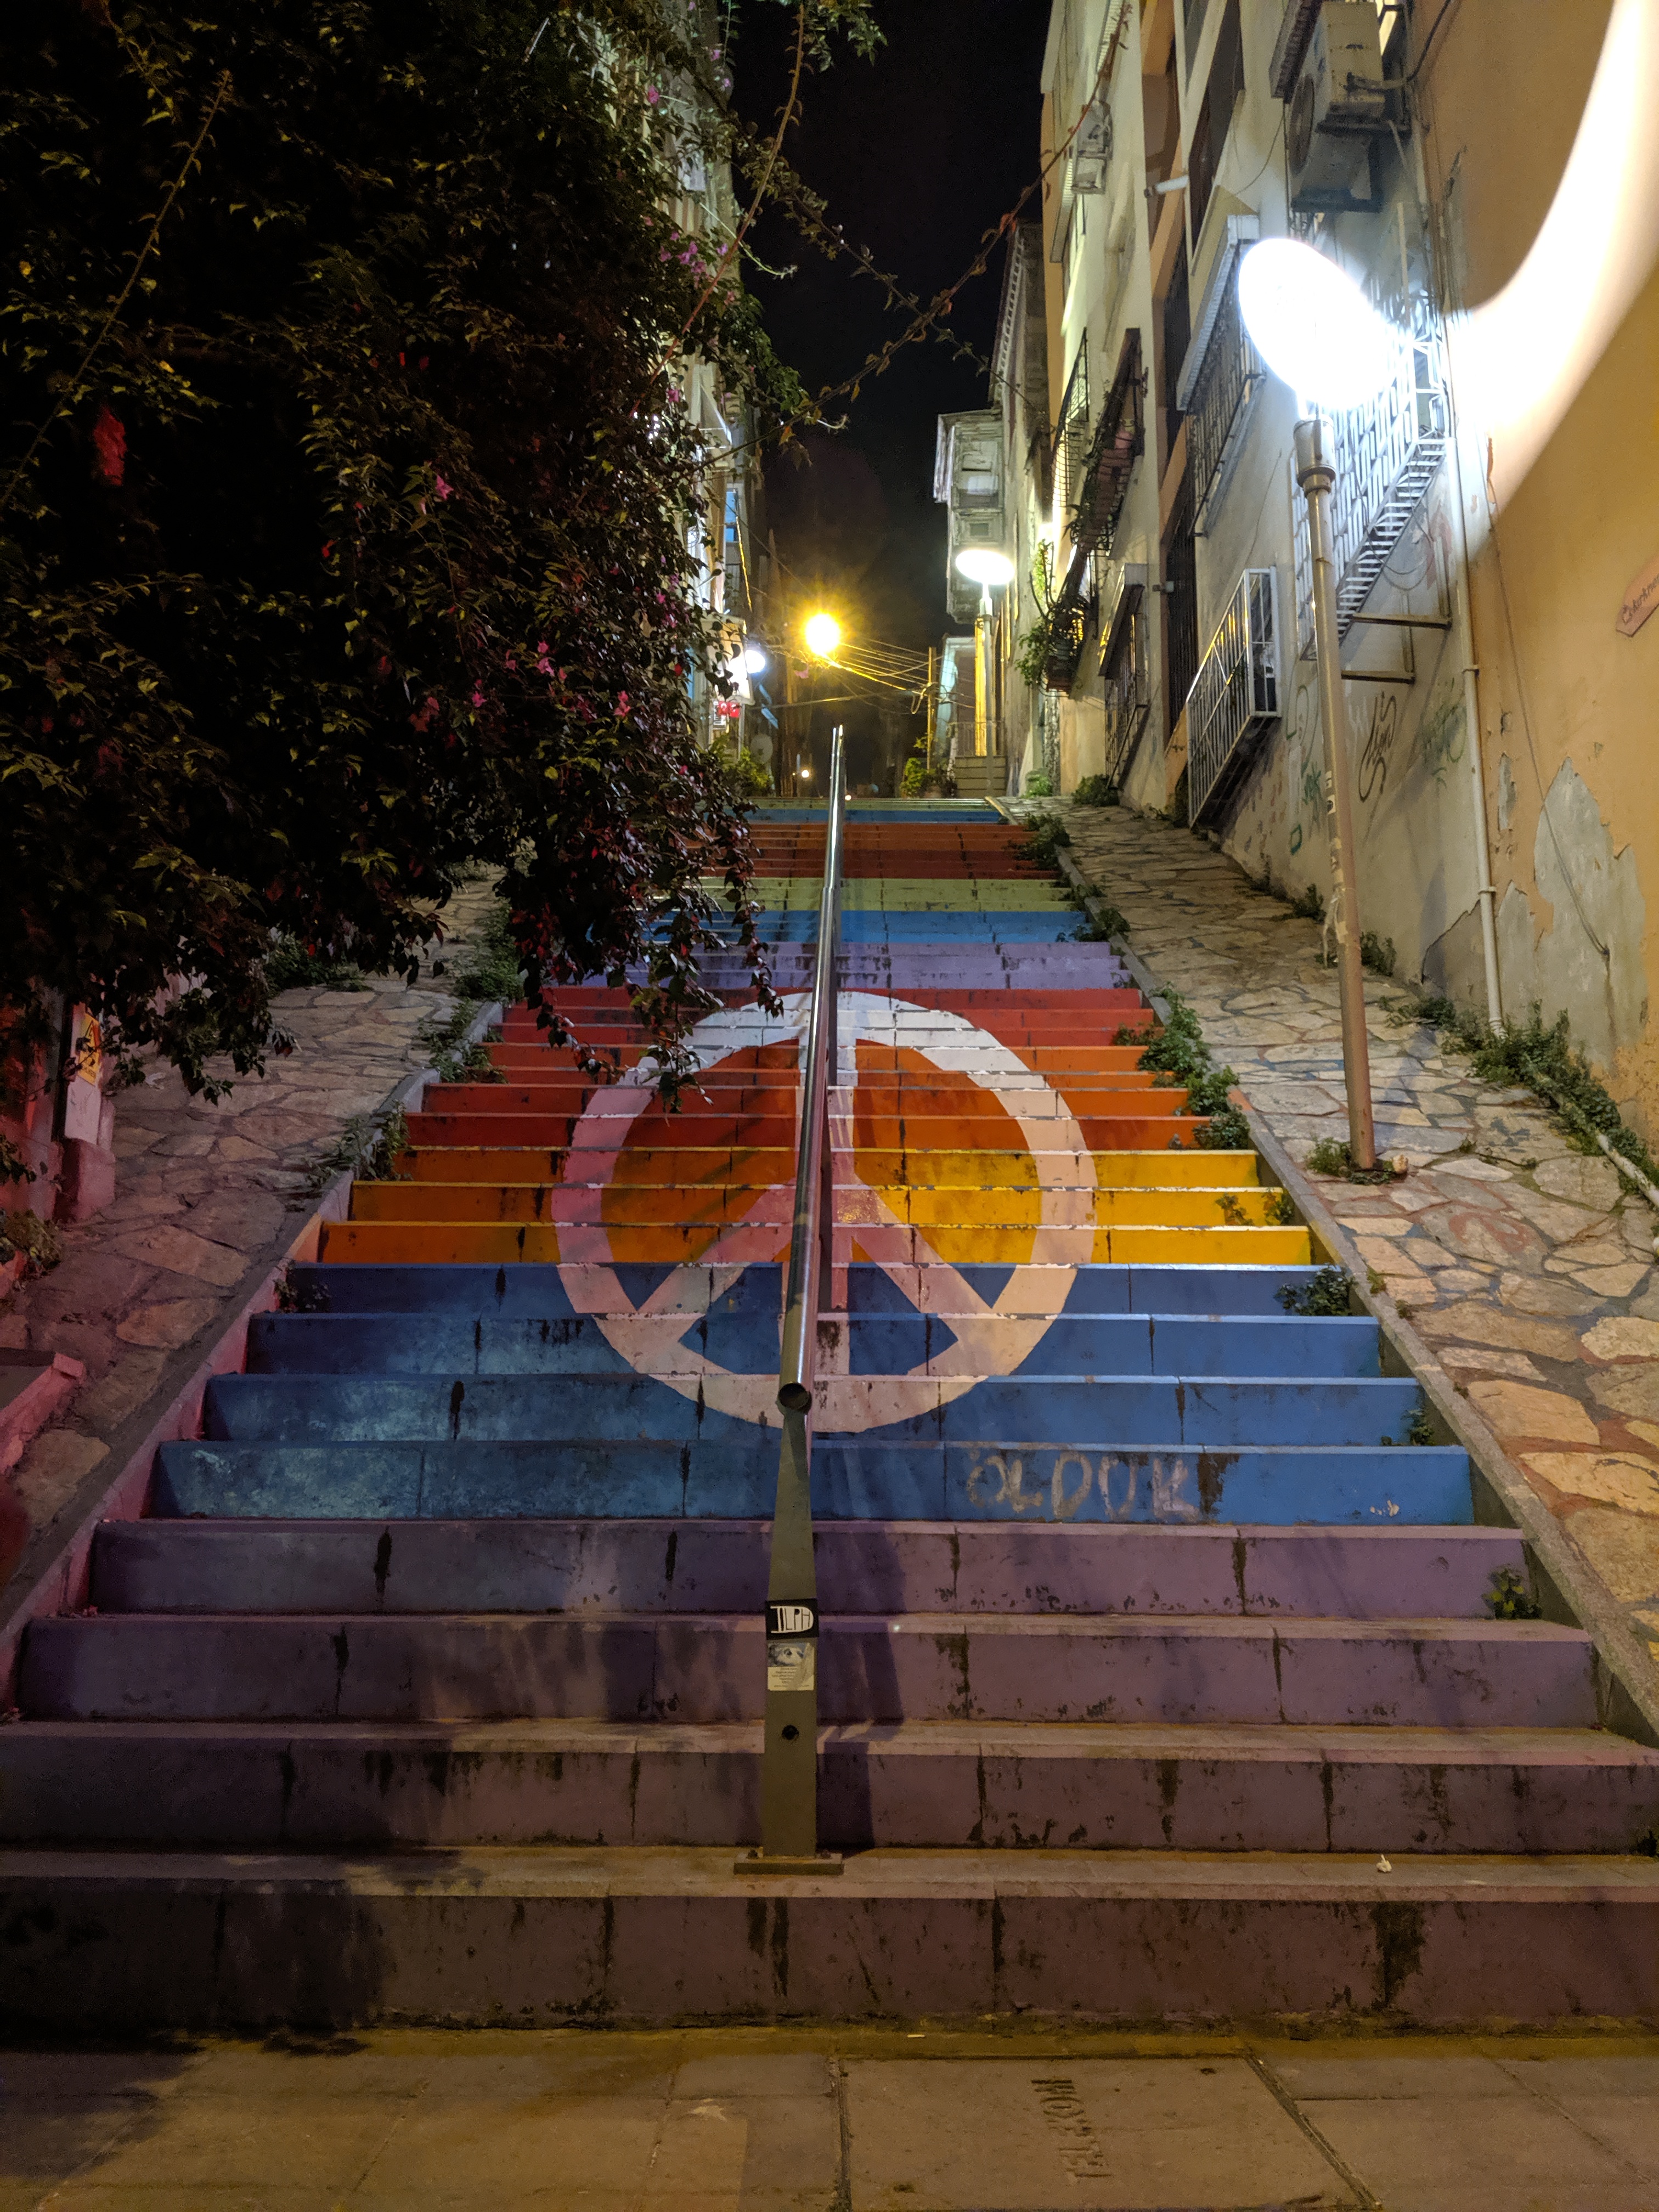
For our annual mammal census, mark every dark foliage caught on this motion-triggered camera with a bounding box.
[2,0,868,1101]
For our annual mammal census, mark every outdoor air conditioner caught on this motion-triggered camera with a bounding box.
[1071,96,1112,194]
[1286,2,1389,213]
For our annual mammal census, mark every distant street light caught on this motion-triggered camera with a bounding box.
[803,612,841,658]
[953,547,1015,588]
[953,548,1015,759]
[743,641,770,674]
[1239,238,1394,1172]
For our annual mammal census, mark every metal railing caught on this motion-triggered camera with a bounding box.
[1186,268,1262,534]
[1186,567,1280,826]
[753,724,844,1871]
[1291,291,1448,652]
[1099,563,1150,787]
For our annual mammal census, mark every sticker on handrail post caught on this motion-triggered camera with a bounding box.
[766,1601,818,1638]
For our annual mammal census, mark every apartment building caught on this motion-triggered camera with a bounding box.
[1013,0,1656,1135]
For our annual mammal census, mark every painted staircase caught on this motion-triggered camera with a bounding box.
[4,800,1658,2030]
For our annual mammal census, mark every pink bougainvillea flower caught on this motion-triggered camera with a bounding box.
[471,687,486,708]
[434,473,453,500]
[645,84,660,104]
[91,403,125,485]
[617,693,630,713]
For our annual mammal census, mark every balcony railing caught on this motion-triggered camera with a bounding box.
[1054,342,1090,524]
[1184,265,1262,534]
[1099,564,1150,786]
[1186,567,1280,825]
[1045,330,1144,696]
[1293,291,1449,651]
[1071,328,1144,564]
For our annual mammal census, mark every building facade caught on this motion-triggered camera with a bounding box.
[1008,0,1657,1137]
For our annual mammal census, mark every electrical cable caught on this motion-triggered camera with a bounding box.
[1406,0,1462,86]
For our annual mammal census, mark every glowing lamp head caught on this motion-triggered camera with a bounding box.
[1237,239,1400,413]
[742,642,769,674]
[803,612,841,657]
[954,547,1015,586]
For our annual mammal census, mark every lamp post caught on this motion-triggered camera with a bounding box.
[954,548,1015,759]
[1238,240,1402,1173]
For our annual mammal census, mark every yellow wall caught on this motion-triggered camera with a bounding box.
[1421,0,1658,1136]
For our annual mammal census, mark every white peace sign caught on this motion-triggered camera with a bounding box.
[555,992,1097,1433]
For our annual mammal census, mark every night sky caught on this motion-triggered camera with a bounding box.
[735,1,1048,783]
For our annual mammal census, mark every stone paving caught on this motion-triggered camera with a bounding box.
[5,2029,1659,2209]
[0,884,501,1601]
[1057,800,1659,1699]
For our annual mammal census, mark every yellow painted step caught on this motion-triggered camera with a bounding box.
[1104,1224,1313,1266]
[1092,1150,1261,1188]
[319,1221,562,1264]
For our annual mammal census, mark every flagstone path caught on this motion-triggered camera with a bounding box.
[0,883,501,1593]
[1055,798,1659,1694]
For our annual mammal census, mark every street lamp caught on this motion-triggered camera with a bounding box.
[953,548,1015,760]
[743,641,770,675]
[803,612,841,659]
[1238,239,1397,1172]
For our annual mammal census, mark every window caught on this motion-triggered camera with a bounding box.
[1065,198,1087,293]
[1182,0,1211,74]
[1159,236,1191,447]
[1187,0,1244,244]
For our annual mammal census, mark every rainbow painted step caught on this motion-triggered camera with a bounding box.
[6,798,1658,2035]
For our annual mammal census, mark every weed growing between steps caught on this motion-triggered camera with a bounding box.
[305,1106,412,1196]
[1020,813,1073,874]
[275,1265,331,1313]
[1487,1567,1543,1621]
[1071,776,1120,806]
[1276,1265,1355,1316]
[1135,991,1250,1149]
[1390,997,1659,1198]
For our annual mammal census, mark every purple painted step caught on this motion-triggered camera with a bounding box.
[5,1846,1659,2032]
[22,1612,1598,1728]
[89,1520,1530,1621]
[7,1719,1656,1854]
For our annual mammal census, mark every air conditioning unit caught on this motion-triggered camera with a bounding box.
[1071,96,1113,194]
[1286,2,1389,213]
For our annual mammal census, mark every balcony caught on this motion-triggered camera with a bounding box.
[1186,567,1280,825]
[1292,291,1449,651]
[1099,564,1150,785]
[1178,233,1262,534]
[1045,330,1145,694]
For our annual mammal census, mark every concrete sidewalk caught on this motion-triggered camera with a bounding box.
[1054,798,1659,1725]
[7,2028,1659,2210]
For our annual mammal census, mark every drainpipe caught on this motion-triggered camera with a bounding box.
[1446,416,1504,1028]
[1410,122,1504,1026]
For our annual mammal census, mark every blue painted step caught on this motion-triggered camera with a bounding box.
[154,1439,1474,1524]
[245,1312,1383,1381]
[204,1372,1429,1448]
[281,1263,1335,1319]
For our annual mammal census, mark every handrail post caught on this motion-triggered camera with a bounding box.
[751,726,845,1871]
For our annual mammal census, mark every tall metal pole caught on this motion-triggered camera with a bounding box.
[974,586,991,757]
[1295,417,1377,1172]
[752,726,845,1871]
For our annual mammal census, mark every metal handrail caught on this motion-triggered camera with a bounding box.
[777,722,845,1410]
[753,725,844,1870]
